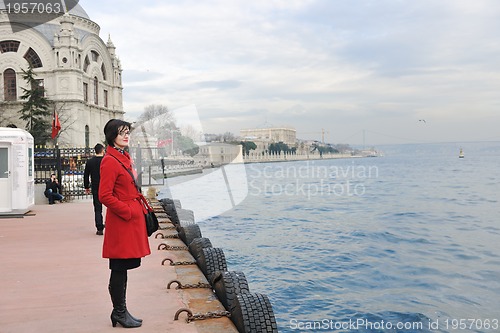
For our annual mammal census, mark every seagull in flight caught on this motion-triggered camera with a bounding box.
[419,119,426,124]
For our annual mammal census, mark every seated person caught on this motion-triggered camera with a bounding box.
[44,174,64,204]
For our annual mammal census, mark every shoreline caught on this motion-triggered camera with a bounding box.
[147,154,380,182]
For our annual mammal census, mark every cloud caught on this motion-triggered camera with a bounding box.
[194,80,242,90]
[123,70,164,84]
[82,0,500,144]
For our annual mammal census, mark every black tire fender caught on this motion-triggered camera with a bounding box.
[197,247,227,282]
[188,237,213,260]
[159,198,174,212]
[159,198,180,225]
[231,293,278,333]
[178,209,195,222]
[178,224,202,246]
[173,199,182,209]
[213,271,250,312]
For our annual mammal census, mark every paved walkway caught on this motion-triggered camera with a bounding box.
[0,201,199,333]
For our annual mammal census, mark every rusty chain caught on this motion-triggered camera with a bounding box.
[167,280,211,289]
[161,258,196,266]
[155,232,179,239]
[162,234,179,239]
[174,308,231,322]
[159,225,176,230]
[157,243,188,251]
[181,282,211,289]
[189,310,231,322]
[170,261,197,266]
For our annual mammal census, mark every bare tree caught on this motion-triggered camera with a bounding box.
[223,131,236,142]
[135,104,177,141]
[137,104,175,126]
[51,102,78,146]
[181,124,203,142]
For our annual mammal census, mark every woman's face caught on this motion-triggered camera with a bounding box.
[114,126,130,149]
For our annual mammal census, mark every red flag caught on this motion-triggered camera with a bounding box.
[51,110,61,139]
[157,139,172,147]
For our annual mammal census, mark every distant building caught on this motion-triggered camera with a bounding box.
[240,127,296,155]
[195,142,243,166]
[240,127,296,146]
[203,133,220,143]
[0,4,123,147]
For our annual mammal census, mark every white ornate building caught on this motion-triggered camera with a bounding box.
[240,127,296,146]
[240,126,297,154]
[195,143,243,166]
[0,4,123,147]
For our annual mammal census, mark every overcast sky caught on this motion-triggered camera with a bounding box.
[82,0,500,145]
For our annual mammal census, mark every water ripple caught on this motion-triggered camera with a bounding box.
[167,143,500,332]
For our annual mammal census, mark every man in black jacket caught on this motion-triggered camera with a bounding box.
[84,143,105,235]
[45,174,64,204]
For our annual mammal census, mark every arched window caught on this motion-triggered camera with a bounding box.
[0,40,20,53]
[83,56,90,72]
[3,69,17,101]
[93,77,98,105]
[83,82,88,102]
[101,63,106,81]
[104,90,108,107]
[91,50,99,62]
[24,48,43,68]
[85,125,90,148]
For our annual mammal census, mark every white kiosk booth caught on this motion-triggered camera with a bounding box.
[0,128,35,214]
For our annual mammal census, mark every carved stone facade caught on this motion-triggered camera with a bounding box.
[0,5,123,147]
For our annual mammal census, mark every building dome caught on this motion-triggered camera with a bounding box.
[0,2,99,40]
[0,2,89,19]
[0,1,124,147]
[68,4,91,20]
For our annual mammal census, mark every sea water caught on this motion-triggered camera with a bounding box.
[159,142,500,332]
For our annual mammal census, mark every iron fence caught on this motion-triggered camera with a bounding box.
[35,146,93,200]
[34,146,170,201]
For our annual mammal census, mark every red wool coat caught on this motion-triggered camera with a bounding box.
[99,147,151,259]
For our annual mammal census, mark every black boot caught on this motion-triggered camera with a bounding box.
[124,273,142,323]
[109,270,141,328]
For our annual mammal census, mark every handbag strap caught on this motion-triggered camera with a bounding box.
[109,153,153,212]
[109,153,141,192]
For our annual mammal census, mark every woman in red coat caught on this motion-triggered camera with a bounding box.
[99,119,151,328]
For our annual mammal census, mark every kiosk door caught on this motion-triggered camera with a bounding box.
[0,144,12,212]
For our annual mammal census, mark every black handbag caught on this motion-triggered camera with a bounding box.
[141,196,159,237]
[110,154,159,236]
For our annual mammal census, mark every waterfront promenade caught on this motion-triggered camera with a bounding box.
[0,201,199,333]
